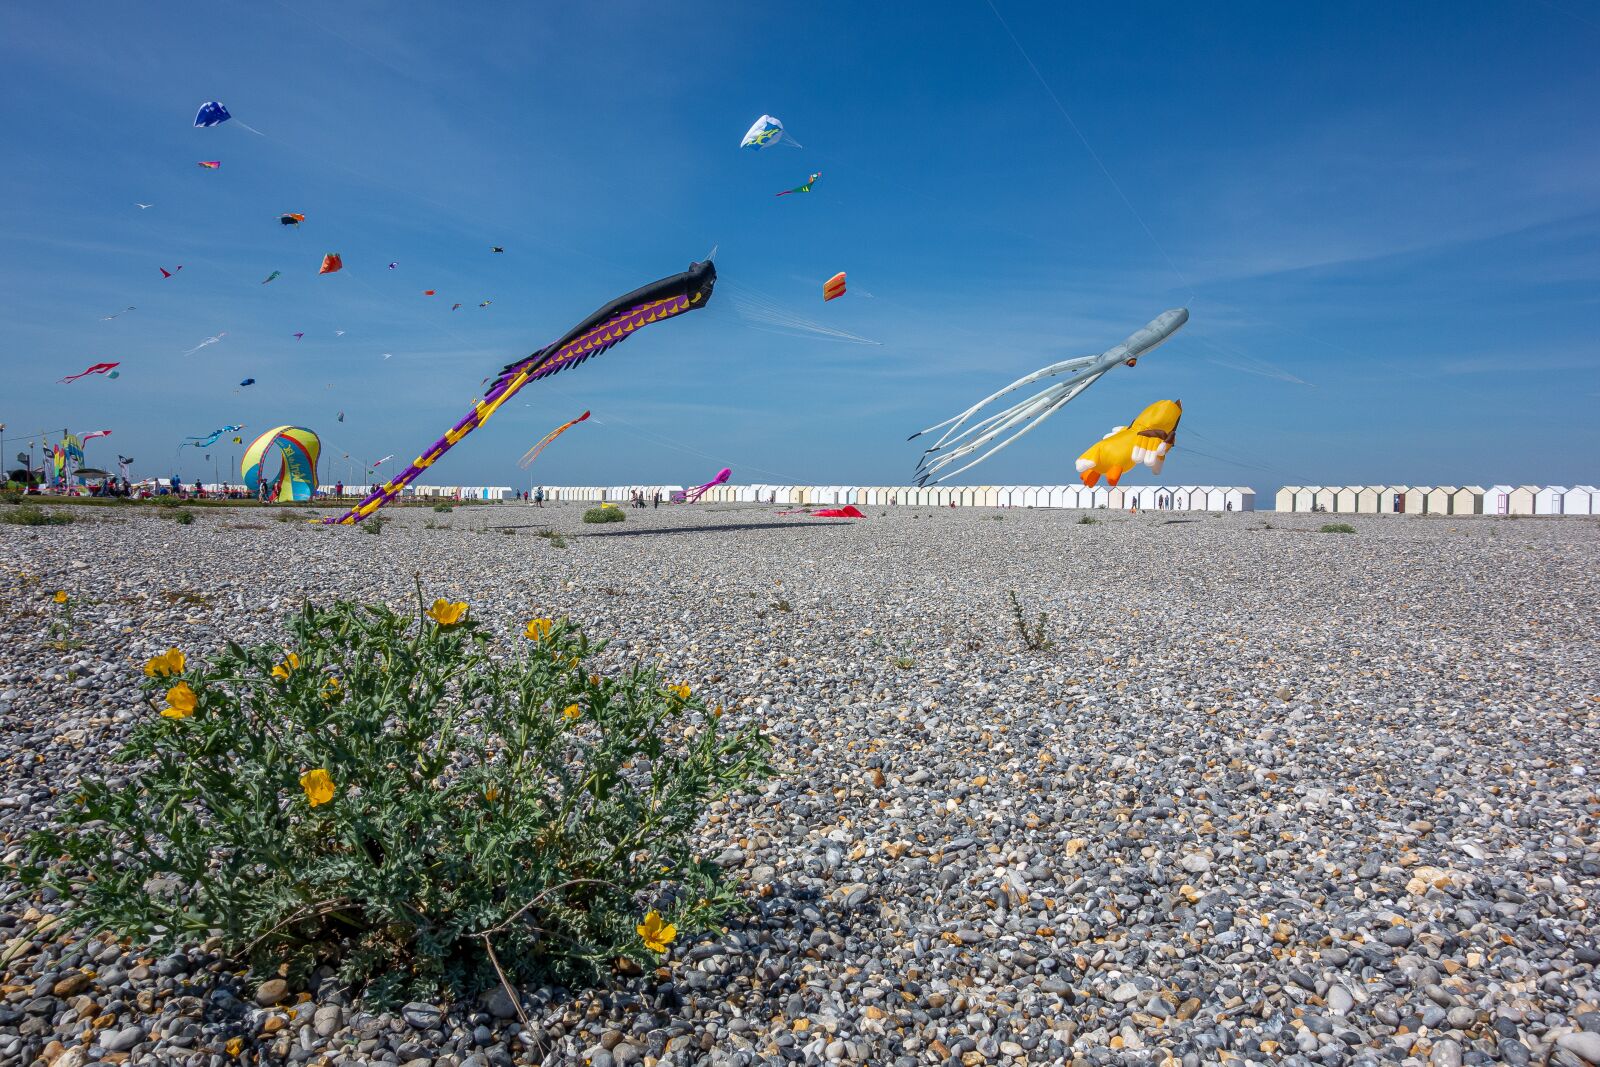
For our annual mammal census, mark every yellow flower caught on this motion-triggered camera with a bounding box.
[299,768,336,807]
[143,647,186,678]
[637,910,677,954]
[562,703,581,722]
[320,677,341,701]
[226,1037,242,1056]
[484,786,501,803]
[53,590,68,604]
[667,684,691,701]
[161,681,197,719]
[271,652,300,681]
[427,599,468,626]
[524,617,553,641]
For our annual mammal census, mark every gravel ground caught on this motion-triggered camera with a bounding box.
[2,502,1597,1067]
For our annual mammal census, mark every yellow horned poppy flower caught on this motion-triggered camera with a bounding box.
[525,617,553,641]
[562,703,581,722]
[485,786,501,803]
[321,677,341,700]
[161,681,197,718]
[427,599,468,626]
[53,590,68,604]
[143,647,186,678]
[299,768,336,807]
[271,652,300,681]
[667,684,691,701]
[636,910,677,954]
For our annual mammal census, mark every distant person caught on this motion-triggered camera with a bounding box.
[335,480,343,497]
[535,487,545,508]
[652,490,660,508]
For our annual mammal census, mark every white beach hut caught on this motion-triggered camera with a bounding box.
[1276,486,1299,512]
[1355,486,1383,514]
[1403,487,1428,515]
[1226,487,1254,511]
[1508,486,1538,515]
[1334,487,1358,513]
[1426,486,1456,515]
[1290,487,1314,512]
[1483,485,1512,515]
[1313,487,1338,513]
[1534,486,1566,515]
[1204,487,1226,511]
[1562,486,1597,515]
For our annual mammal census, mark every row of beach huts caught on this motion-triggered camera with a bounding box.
[288,483,1596,515]
[539,484,1260,510]
[1275,485,1600,515]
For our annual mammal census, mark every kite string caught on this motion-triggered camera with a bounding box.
[983,0,1192,297]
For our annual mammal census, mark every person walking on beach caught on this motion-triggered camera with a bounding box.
[653,490,660,508]
[534,487,545,508]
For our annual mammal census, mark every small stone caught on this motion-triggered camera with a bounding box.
[255,978,289,1007]
[1557,1032,1600,1065]
[1328,986,1354,1016]
[1381,926,1414,948]
[1430,1038,1462,1067]
[402,1002,444,1029]
[51,973,91,998]
[314,1002,343,1037]
[102,1025,145,1053]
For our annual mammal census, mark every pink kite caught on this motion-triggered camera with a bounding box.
[196,161,220,169]
[160,266,182,278]
[59,362,121,384]
[812,505,864,518]
[673,467,731,504]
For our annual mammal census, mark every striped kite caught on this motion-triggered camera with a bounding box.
[242,426,321,502]
[823,272,846,301]
[517,410,590,469]
[197,161,220,169]
[322,259,717,525]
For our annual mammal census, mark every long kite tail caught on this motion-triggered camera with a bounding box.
[321,264,716,525]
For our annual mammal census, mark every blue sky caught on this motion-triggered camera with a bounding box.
[3,0,1597,493]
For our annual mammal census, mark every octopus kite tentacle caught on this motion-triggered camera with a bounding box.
[321,261,717,525]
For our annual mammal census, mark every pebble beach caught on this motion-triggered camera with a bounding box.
[2,503,1597,1067]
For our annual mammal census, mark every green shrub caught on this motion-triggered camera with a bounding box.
[156,495,182,509]
[360,516,386,535]
[1,487,22,505]
[433,503,453,513]
[536,529,568,548]
[1320,523,1356,534]
[1,504,74,526]
[170,509,195,525]
[1077,515,1097,525]
[1006,589,1053,651]
[583,506,625,524]
[26,592,771,1004]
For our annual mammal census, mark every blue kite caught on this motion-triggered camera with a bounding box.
[194,101,231,128]
[239,378,256,387]
[185,424,242,449]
